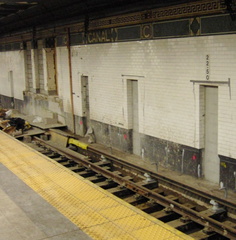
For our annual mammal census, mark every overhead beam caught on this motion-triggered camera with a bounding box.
[0,4,32,10]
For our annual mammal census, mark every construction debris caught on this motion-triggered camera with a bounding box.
[0,119,9,129]
[85,127,96,143]
[0,117,31,136]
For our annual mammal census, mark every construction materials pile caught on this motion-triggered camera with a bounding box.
[0,108,31,136]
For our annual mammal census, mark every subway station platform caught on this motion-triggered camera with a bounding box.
[0,131,193,240]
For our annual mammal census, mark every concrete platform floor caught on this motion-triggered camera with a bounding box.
[0,163,92,240]
[0,131,193,240]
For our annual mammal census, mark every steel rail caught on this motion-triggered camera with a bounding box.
[88,146,236,211]
[33,137,236,239]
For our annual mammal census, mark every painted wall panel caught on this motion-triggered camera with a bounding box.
[56,47,71,112]
[0,51,25,100]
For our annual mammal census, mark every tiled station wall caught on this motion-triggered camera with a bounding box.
[0,34,235,159]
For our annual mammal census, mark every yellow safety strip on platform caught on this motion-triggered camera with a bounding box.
[68,137,88,150]
[0,131,193,240]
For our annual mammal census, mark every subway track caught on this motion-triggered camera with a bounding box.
[21,132,236,240]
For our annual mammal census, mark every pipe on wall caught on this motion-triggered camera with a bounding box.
[67,27,76,134]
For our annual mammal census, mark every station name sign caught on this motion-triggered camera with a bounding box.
[85,29,118,44]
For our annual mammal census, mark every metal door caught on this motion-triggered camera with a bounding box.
[204,86,219,183]
[81,76,90,128]
[131,80,140,155]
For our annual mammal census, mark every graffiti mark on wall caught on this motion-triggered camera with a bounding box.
[206,54,210,80]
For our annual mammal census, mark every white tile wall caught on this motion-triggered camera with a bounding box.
[70,46,84,116]
[37,40,44,92]
[0,34,235,159]
[67,35,236,158]
[26,42,33,91]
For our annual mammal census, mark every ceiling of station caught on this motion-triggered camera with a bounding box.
[0,0,231,36]
[0,1,38,17]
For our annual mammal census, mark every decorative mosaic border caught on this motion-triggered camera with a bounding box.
[0,0,233,49]
[1,13,235,50]
[89,0,225,30]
